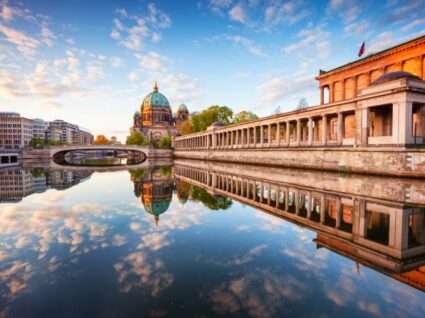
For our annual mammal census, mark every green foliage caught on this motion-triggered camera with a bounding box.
[29,137,44,148]
[159,167,172,176]
[233,111,258,124]
[159,136,172,148]
[129,168,148,180]
[191,105,233,132]
[126,132,147,145]
[48,140,63,146]
[30,169,45,177]
[191,186,232,210]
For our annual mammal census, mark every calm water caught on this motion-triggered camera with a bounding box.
[0,161,424,317]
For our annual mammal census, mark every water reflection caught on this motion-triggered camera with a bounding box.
[0,161,424,317]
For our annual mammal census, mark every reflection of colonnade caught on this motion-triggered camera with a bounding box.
[174,161,425,290]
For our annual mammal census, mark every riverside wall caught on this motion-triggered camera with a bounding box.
[173,147,425,178]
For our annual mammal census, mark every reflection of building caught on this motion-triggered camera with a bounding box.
[174,160,425,291]
[0,168,34,202]
[0,168,92,202]
[0,112,33,149]
[130,82,190,141]
[131,167,174,225]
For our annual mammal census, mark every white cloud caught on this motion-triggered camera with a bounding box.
[225,35,267,57]
[401,18,425,31]
[134,51,168,71]
[0,23,39,55]
[282,25,330,60]
[110,56,124,68]
[111,3,171,51]
[40,24,56,47]
[257,74,316,106]
[229,3,247,24]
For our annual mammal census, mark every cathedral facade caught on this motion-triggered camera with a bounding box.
[130,82,189,141]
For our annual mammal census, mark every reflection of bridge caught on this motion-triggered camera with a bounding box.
[174,160,425,291]
[50,144,149,160]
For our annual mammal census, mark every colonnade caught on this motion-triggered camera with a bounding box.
[174,111,354,150]
[174,165,425,254]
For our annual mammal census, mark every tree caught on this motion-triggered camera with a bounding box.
[94,135,111,145]
[273,106,282,115]
[48,140,63,146]
[159,136,172,148]
[126,132,147,145]
[233,111,258,124]
[29,137,44,148]
[296,97,308,110]
[191,105,233,132]
[179,120,193,135]
[191,186,233,210]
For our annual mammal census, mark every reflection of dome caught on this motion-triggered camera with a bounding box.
[177,191,188,204]
[141,81,170,110]
[371,71,421,86]
[210,121,225,127]
[143,200,171,216]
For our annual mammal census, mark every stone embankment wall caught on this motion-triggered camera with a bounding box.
[173,147,425,178]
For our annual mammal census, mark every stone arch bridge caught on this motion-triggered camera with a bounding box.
[50,144,150,161]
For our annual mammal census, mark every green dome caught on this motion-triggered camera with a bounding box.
[143,200,171,216]
[142,82,170,109]
[178,103,188,112]
[134,111,141,117]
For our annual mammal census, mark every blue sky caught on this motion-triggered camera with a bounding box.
[0,0,424,140]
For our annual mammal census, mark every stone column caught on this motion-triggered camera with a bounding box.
[329,82,334,103]
[353,75,358,98]
[306,192,312,219]
[267,184,271,205]
[235,129,239,147]
[337,112,343,145]
[286,122,290,146]
[365,71,371,87]
[320,194,326,224]
[336,197,342,229]
[308,118,313,146]
[295,189,299,215]
[284,189,289,211]
[253,127,257,147]
[296,119,301,146]
[268,124,272,147]
[322,115,327,146]
[260,126,264,147]
[276,123,281,147]
[242,129,245,148]
[247,128,251,147]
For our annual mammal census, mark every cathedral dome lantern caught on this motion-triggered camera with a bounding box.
[141,82,171,110]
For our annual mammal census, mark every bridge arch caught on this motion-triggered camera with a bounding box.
[50,145,150,166]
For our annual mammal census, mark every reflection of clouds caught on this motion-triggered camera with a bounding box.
[207,268,308,318]
[35,191,65,204]
[0,199,132,302]
[114,252,174,297]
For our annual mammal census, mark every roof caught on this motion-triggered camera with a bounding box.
[371,71,421,86]
[317,35,425,79]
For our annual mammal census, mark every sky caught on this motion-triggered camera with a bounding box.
[0,0,424,141]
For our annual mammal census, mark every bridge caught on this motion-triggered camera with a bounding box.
[49,144,150,160]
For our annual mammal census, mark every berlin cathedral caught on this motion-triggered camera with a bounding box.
[130,81,189,141]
